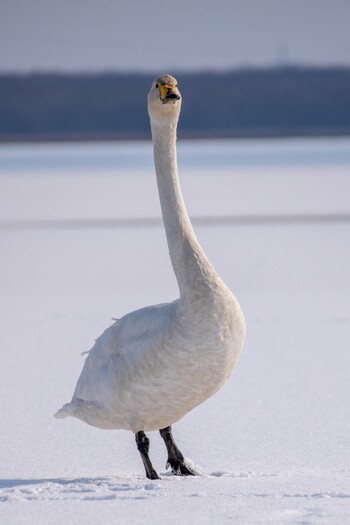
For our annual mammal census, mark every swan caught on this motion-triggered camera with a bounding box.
[55,74,246,479]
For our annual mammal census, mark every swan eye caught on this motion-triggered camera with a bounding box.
[155,83,159,89]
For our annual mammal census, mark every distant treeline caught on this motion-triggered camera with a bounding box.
[1,67,350,141]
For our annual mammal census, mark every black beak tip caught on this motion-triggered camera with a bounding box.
[165,93,181,101]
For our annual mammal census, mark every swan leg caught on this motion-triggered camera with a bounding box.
[159,426,195,476]
[135,431,160,480]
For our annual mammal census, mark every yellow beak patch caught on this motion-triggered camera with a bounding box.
[159,84,176,100]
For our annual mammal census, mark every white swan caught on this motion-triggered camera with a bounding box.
[55,75,246,479]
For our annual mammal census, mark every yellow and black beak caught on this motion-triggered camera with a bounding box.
[159,84,181,104]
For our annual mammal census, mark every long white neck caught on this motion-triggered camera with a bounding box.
[150,116,217,301]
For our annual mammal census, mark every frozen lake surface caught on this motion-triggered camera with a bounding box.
[0,138,349,524]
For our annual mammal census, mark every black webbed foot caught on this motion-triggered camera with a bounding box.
[166,458,195,476]
[160,426,196,477]
[147,469,161,480]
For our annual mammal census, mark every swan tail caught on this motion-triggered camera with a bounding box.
[54,402,76,419]
[54,399,106,427]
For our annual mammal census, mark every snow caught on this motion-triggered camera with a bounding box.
[0,138,350,524]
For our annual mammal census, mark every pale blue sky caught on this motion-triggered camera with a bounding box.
[1,0,350,72]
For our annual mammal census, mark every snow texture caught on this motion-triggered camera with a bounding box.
[0,138,350,524]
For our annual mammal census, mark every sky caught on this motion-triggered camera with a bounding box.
[1,0,350,72]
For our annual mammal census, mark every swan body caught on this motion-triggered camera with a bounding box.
[55,75,245,476]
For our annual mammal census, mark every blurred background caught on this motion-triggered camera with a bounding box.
[1,0,350,140]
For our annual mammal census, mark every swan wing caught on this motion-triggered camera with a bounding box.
[55,300,179,427]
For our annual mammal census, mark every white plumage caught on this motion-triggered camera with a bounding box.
[55,75,245,478]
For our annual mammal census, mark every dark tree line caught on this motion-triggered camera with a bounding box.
[0,67,350,141]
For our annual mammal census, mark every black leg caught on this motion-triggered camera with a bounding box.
[135,431,160,480]
[159,426,195,476]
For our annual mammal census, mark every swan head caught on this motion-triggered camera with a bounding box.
[148,74,181,123]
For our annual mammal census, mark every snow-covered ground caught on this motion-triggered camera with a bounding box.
[0,138,350,524]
